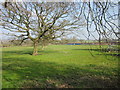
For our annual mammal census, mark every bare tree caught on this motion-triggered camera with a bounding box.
[1,2,85,55]
[80,1,119,43]
[82,1,120,56]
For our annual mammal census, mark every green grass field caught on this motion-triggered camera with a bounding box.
[2,45,119,88]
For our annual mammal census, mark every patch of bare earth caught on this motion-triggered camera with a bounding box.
[46,79,73,88]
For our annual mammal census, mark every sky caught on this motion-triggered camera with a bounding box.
[0,1,119,41]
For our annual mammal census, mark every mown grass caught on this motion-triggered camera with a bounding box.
[2,45,119,88]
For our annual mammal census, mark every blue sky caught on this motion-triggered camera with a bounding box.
[0,1,119,41]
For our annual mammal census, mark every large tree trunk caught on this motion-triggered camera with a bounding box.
[32,41,38,56]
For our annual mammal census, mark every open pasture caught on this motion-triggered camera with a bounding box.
[2,45,119,88]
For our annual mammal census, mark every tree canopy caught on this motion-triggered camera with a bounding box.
[1,1,119,55]
[1,2,85,55]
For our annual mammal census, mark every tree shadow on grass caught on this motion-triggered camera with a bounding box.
[2,56,119,88]
[73,49,120,57]
[96,53,120,57]
[73,48,119,52]
[2,49,59,55]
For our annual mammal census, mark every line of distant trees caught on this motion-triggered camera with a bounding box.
[1,37,119,47]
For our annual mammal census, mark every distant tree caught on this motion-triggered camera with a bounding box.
[70,36,78,42]
[1,2,85,55]
[40,36,52,50]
